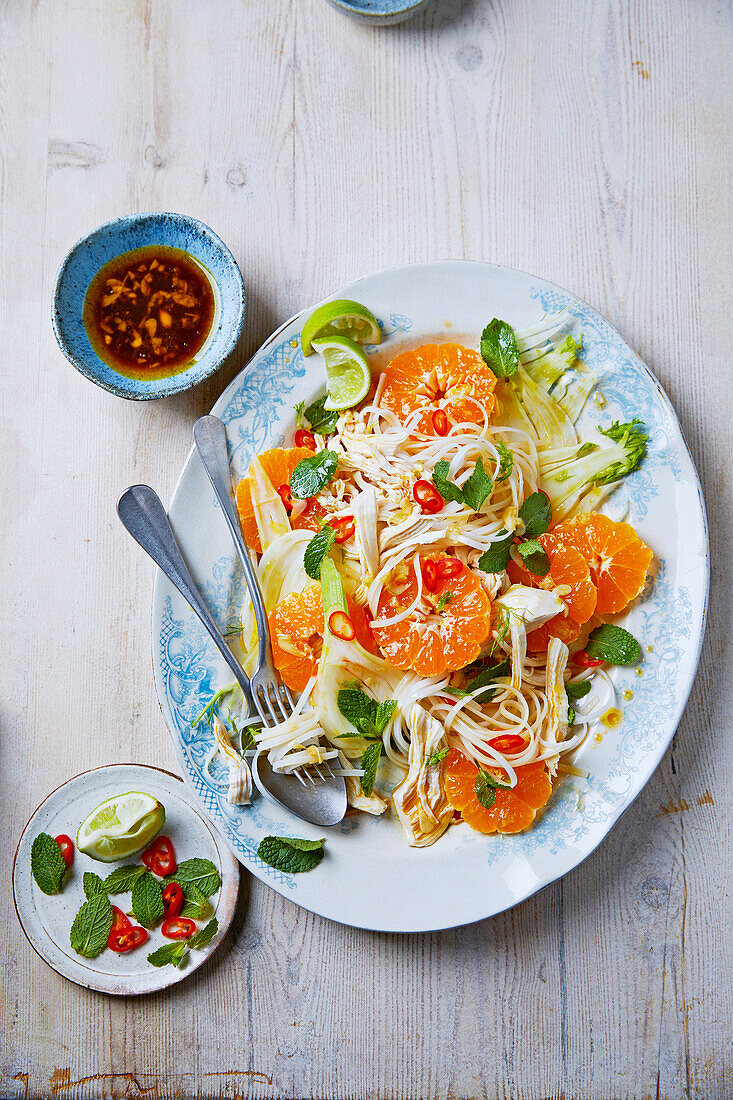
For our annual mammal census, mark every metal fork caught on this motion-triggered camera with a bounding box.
[117,483,346,826]
[193,415,336,785]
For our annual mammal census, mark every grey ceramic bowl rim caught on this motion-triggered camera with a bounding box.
[52,211,246,400]
[324,0,432,22]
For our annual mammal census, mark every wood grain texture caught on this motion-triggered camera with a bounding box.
[1,0,731,1097]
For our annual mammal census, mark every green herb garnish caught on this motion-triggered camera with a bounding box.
[480,319,519,379]
[303,394,339,435]
[436,592,453,613]
[517,538,551,577]
[83,872,106,899]
[304,524,337,580]
[565,680,592,701]
[166,858,221,898]
[337,685,395,741]
[179,882,213,921]
[131,872,164,929]
[289,449,338,499]
[30,832,67,896]
[477,532,514,575]
[426,747,449,766]
[518,491,552,539]
[465,655,511,695]
[69,894,114,958]
[147,941,189,969]
[474,769,512,809]
[191,684,237,729]
[432,458,492,511]
[585,624,641,665]
[359,742,383,797]
[495,441,514,482]
[102,864,147,894]
[257,836,325,874]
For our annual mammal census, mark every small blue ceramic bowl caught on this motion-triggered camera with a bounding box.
[324,0,433,25]
[52,212,245,400]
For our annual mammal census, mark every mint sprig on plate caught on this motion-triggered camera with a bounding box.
[474,769,512,809]
[432,458,492,512]
[131,872,165,928]
[165,858,221,898]
[70,894,114,958]
[585,624,641,665]
[103,864,147,893]
[304,525,337,580]
[478,490,552,577]
[30,833,67,896]
[480,319,519,379]
[257,836,325,874]
[289,449,338,499]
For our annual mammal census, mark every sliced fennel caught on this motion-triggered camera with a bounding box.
[538,420,648,519]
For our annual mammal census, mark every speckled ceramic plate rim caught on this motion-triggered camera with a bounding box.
[151,259,709,933]
[13,763,240,993]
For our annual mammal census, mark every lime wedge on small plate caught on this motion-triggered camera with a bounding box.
[312,335,372,411]
[300,299,381,356]
[76,791,165,862]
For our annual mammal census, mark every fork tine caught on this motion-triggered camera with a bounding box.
[323,761,335,779]
[259,684,281,728]
[270,683,291,723]
[293,769,308,788]
[312,763,325,781]
[281,683,296,710]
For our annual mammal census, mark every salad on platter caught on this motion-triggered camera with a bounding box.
[206,300,654,850]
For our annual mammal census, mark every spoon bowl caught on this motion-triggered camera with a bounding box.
[253,751,348,828]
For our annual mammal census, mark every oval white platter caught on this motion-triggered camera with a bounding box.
[13,763,239,993]
[151,260,708,933]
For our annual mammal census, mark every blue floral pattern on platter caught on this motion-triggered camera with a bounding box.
[152,262,708,932]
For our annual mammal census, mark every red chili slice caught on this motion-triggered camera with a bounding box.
[572,650,604,668]
[332,515,355,544]
[488,734,526,754]
[107,906,133,949]
[422,559,440,592]
[432,409,449,436]
[294,429,316,450]
[109,926,149,953]
[436,557,463,579]
[54,834,74,870]
[161,917,196,940]
[141,835,177,877]
[162,882,184,919]
[328,610,356,641]
[413,480,444,514]
[277,484,294,512]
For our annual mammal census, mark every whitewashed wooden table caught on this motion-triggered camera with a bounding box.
[1,1,730,1097]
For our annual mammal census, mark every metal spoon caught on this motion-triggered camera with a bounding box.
[117,483,347,827]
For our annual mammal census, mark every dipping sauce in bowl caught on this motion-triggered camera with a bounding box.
[83,245,217,381]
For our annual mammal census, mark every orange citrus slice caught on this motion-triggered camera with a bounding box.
[370,555,492,676]
[269,584,377,692]
[507,534,597,653]
[444,749,553,834]
[551,514,653,614]
[379,343,497,433]
[235,447,323,553]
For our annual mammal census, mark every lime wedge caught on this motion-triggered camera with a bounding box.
[76,791,165,863]
[312,335,372,412]
[300,299,381,356]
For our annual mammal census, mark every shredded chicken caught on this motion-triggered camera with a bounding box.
[391,703,453,847]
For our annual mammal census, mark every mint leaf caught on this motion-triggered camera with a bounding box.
[148,942,189,969]
[478,532,514,575]
[187,917,219,950]
[166,858,221,898]
[179,882,213,921]
[290,448,338,499]
[360,742,383,797]
[436,592,453,613]
[496,441,514,482]
[304,394,339,435]
[426,747,449,766]
[337,685,378,727]
[466,655,511,695]
[257,836,325,874]
[480,319,519,379]
[585,624,641,665]
[462,458,492,512]
[103,864,146,894]
[519,491,552,538]
[131,872,164,928]
[304,525,336,580]
[69,894,113,958]
[474,769,512,809]
[518,538,551,576]
[432,460,464,504]
[30,832,67,896]
[565,680,592,701]
[83,872,105,899]
[374,699,397,733]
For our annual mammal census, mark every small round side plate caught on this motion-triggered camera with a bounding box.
[13,763,239,995]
